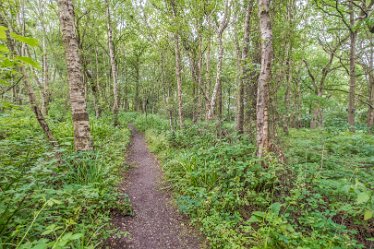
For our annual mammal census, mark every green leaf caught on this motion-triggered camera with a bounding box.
[15,56,41,69]
[364,210,373,221]
[0,26,7,40]
[41,224,62,235]
[252,211,266,218]
[10,33,39,47]
[0,44,9,53]
[356,192,370,204]
[269,202,281,216]
[31,239,49,249]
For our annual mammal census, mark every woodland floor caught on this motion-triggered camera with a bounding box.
[106,127,203,249]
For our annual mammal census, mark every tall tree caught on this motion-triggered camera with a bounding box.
[347,0,357,130]
[170,0,184,129]
[207,0,231,120]
[57,0,93,151]
[236,0,254,133]
[106,0,119,126]
[256,0,272,158]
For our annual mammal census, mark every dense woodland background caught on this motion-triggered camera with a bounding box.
[0,0,373,248]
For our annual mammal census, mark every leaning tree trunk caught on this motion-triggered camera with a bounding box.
[256,0,273,159]
[106,0,119,126]
[207,33,224,120]
[23,67,57,147]
[58,0,93,151]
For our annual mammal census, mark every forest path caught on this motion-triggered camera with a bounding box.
[108,127,203,249]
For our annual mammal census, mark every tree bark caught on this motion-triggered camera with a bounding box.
[41,38,50,116]
[58,0,93,151]
[106,0,119,126]
[236,0,254,134]
[283,0,294,134]
[207,0,231,120]
[205,36,212,119]
[348,0,357,131]
[94,46,102,117]
[171,0,184,129]
[367,39,374,128]
[256,0,272,159]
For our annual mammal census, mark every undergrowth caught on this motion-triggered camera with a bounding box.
[0,108,131,248]
[134,114,374,249]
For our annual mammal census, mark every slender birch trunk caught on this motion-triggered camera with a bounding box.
[367,40,374,128]
[207,0,231,120]
[348,0,357,131]
[41,38,50,116]
[171,0,184,129]
[256,0,273,158]
[205,36,212,119]
[58,0,93,151]
[236,0,254,133]
[106,0,119,126]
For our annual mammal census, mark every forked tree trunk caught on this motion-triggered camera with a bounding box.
[106,0,119,126]
[256,0,273,158]
[58,0,93,151]
[207,0,231,120]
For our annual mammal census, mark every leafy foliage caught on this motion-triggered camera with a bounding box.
[0,109,131,248]
[134,114,373,249]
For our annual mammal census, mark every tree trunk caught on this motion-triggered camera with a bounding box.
[58,0,93,151]
[236,0,254,134]
[41,38,50,116]
[311,90,323,129]
[348,0,356,131]
[134,58,140,111]
[367,41,374,128]
[23,67,57,146]
[207,1,230,120]
[106,0,119,126]
[174,33,184,129]
[256,0,272,159]
[207,34,224,120]
[197,30,203,122]
[171,0,184,129]
[94,46,102,117]
[283,1,294,134]
[205,36,212,119]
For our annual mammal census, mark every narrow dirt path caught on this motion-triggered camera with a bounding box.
[108,127,203,249]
